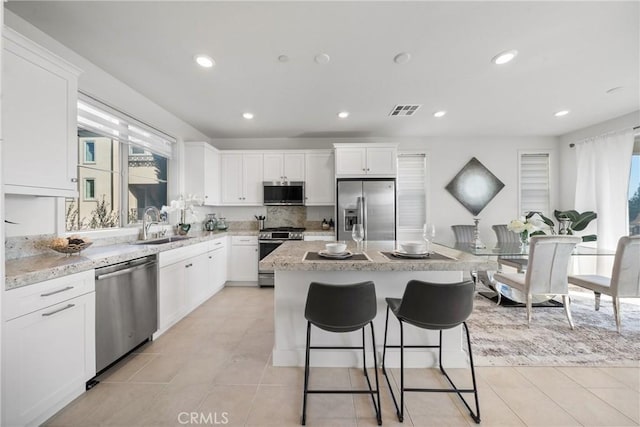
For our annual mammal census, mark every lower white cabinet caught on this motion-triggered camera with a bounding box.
[157,237,228,336]
[3,271,95,427]
[157,260,188,333]
[208,239,228,293]
[228,236,259,282]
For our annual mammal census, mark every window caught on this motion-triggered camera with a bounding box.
[629,137,640,235]
[397,153,427,231]
[519,152,551,216]
[65,93,174,231]
[84,140,96,163]
[83,178,96,200]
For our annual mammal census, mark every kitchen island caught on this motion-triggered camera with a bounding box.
[260,240,496,368]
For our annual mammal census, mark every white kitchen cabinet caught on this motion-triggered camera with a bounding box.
[2,28,82,197]
[305,151,335,205]
[3,271,95,427]
[208,237,228,292]
[157,239,227,335]
[157,260,187,333]
[221,153,264,205]
[185,252,210,312]
[334,144,397,177]
[228,236,259,282]
[184,142,221,205]
[264,153,305,182]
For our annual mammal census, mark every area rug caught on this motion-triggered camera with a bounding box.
[467,285,640,367]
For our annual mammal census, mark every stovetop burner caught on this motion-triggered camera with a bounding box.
[260,227,306,232]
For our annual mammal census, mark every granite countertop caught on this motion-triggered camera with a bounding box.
[259,240,497,272]
[5,230,236,290]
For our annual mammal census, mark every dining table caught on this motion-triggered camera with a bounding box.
[436,239,617,304]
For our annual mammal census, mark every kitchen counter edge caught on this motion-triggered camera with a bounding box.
[4,231,251,290]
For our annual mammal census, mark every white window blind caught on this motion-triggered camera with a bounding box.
[77,93,175,158]
[520,153,550,216]
[397,154,426,230]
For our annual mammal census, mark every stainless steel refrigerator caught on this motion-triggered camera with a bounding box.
[337,178,396,241]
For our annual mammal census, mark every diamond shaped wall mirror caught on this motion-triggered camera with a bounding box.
[445,157,505,216]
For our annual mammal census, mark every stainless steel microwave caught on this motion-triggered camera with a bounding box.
[263,181,305,206]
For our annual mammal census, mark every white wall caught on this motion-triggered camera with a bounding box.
[558,110,640,207]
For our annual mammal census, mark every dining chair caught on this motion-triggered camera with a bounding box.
[451,225,475,242]
[493,235,581,329]
[568,236,640,333]
[492,224,528,273]
[451,225,479,283]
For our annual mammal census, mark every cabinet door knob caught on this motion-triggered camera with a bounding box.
[362,168,366,171]
[71,178,78,183]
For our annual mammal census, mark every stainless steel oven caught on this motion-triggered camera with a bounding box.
[258,228,304,287]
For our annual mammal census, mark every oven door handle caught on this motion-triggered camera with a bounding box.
[259,240,285,244]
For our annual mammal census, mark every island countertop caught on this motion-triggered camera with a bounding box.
[259,240,497,272]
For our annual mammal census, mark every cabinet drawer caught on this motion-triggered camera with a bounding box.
[158,241,209,267]
[208,236,227,251]
[231,235,258,245]
[4,270,95,321]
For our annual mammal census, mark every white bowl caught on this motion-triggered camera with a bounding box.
[399,241,427,254]
[325,242,347,254]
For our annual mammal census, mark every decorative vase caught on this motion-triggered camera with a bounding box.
[558,218,572,235]
[520,231,529,247]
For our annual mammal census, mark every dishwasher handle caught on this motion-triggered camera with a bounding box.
[96,262,156,281]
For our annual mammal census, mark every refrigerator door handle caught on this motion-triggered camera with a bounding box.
[362,196,367,240]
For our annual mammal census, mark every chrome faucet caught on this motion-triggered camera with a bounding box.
[142,206,161,240]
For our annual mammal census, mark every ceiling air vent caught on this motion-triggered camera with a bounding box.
[389,104,421,117]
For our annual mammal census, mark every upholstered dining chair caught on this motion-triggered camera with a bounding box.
[451,225,481,286]
[492,224,528,273]
[451,225,475,242]
[568,236,640,333]
[493,235,581,329]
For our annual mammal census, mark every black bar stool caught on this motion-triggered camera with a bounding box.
[302,281,381,425]
[381,280,480,424]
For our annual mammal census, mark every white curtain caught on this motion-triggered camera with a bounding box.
[574,128,634,273]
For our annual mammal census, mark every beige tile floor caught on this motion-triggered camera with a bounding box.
[45,287,640,427]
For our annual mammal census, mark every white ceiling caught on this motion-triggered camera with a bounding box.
[6,1,640,140]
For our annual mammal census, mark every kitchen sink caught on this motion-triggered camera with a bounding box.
[132,236,193,245]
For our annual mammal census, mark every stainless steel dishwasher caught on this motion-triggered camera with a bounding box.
[95,255,158,373]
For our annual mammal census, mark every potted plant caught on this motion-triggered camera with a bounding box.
[525,210,597,242]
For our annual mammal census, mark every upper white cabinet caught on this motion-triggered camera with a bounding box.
[305,151,335,205]
[334,144,397,177]
[2,28,82,197]
[184,142,220,205]
[263,153,305,182]
[221,153,264,205]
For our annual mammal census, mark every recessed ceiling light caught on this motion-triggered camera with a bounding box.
[554,110,570,117]
[394,52,411,64]
[433,110,447,118]
[243,112,254,120]
[337,111,350,119]
[194,54,215,68]
[314,53,331,64]
[491,49,518,65]
[606,86,623,94]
